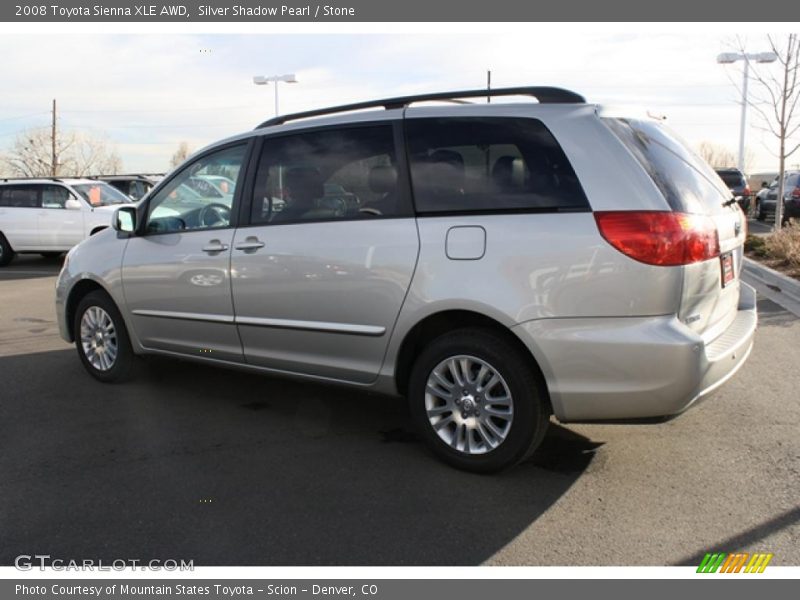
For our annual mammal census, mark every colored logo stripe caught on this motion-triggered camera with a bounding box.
[697,552,773,573]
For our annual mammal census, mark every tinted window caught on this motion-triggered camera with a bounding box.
[604,118,731,215]
[405,117,588,214]
[717,172,745,188]
[787,173,799,188]
[251,125,403,224]
[41,185,71,209]
[0,185,40,208]
[145,144,246,234]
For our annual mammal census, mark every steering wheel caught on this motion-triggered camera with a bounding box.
[359,206,383,216]
[199,203,231,228]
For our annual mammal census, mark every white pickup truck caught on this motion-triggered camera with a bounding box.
[0,178,133,266]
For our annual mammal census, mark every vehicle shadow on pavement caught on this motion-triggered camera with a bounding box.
[0,349,601,566]
[0,255,63,281]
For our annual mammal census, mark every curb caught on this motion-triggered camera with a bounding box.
[742,257,800,317]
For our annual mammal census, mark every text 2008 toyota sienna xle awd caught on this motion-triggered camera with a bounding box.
[55,87,757,472]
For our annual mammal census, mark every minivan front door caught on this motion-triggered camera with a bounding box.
[121,143,250,362]
[230,122,419,384]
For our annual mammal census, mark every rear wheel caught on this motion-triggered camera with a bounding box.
[0,233,15,267]
[408,328,550,473]
[74,290,137,383]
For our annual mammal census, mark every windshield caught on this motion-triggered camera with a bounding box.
[72,182,132,207]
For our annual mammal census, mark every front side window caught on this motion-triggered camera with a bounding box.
[0,185,40,208]
[145,144,246,234]
[406,117,589,214]
[250,125,402,224]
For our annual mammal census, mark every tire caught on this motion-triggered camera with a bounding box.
[0,233,15,267]
[408,328,550,473]
[757,208,766,221]
[73,290,137,383]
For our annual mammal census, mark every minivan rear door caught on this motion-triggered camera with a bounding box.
[603,118,746,340]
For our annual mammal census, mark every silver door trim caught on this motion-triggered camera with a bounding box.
[131,309,235,324]
[235,316,386,336]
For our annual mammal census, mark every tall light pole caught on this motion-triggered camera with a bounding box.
[253,73,298,117]
[717,51,778,172]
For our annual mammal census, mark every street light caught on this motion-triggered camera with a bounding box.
[716,51,778,172]
[252,73,298,117]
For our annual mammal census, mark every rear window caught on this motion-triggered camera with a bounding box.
[603,118,731,215]
[787,173,800,188]
[717,171,745,188]
[406,117,589,214]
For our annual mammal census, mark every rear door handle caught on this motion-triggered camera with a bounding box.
[202,240,229,254]
[234,237,265,252]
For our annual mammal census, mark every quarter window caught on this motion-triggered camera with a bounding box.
[251,125,403,224]
[145,144,247,234]
[405,117,589,214]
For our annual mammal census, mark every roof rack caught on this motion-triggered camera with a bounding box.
[1,177,64,183]
[256,86,586,128]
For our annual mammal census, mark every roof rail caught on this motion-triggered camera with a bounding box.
[256,86,586,128]
[1,176,63,183]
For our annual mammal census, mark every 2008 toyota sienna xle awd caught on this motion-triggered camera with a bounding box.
[55,87,757,472]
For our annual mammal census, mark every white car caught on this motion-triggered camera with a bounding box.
[0,178,132,266]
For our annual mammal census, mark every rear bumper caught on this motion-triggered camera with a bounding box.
[512,283,758,421]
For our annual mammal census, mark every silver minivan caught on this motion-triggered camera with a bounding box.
[55,87,757,472]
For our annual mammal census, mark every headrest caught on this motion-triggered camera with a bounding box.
[285,167,323,200]
[368,165,398,194]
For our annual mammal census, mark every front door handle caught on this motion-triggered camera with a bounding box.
[234,237,265,252]
[202,240,229,254]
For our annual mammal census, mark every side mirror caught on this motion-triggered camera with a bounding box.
[64,198,82,210]
[113,206,137,234]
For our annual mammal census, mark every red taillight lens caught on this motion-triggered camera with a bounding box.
[594,211,720,266]
[744,185,751,196]
[792,187,800,199]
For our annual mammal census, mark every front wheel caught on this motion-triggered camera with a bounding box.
[408,328,550,473]
[74,290,137,382]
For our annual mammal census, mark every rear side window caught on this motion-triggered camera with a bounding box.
[0,185,41,208]
[405,117,589,214]
[603,118,731,215]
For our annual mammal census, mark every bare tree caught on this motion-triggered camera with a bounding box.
[745,34,800,229]
[1,128,122,177]
[170,141,191,168]
[697,141,737,168]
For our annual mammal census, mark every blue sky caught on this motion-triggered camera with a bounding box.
[0,32,791,173]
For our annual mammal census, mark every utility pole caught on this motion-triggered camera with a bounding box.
[51,98,57,177]
[487,70,491,103]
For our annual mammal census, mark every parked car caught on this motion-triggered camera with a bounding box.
[97,174,163,201]
[0,178,132,266]
[755,171,800,223]
[55,87,757,472]
[715,168,751,213]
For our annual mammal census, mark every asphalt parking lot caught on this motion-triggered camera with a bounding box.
[1,252,798,566]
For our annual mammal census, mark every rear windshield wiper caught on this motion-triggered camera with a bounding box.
[722,197,738,207]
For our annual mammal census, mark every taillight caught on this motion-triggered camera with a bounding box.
[792,187,800,199]
[594,211,720,266]
[744,185,751,197]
